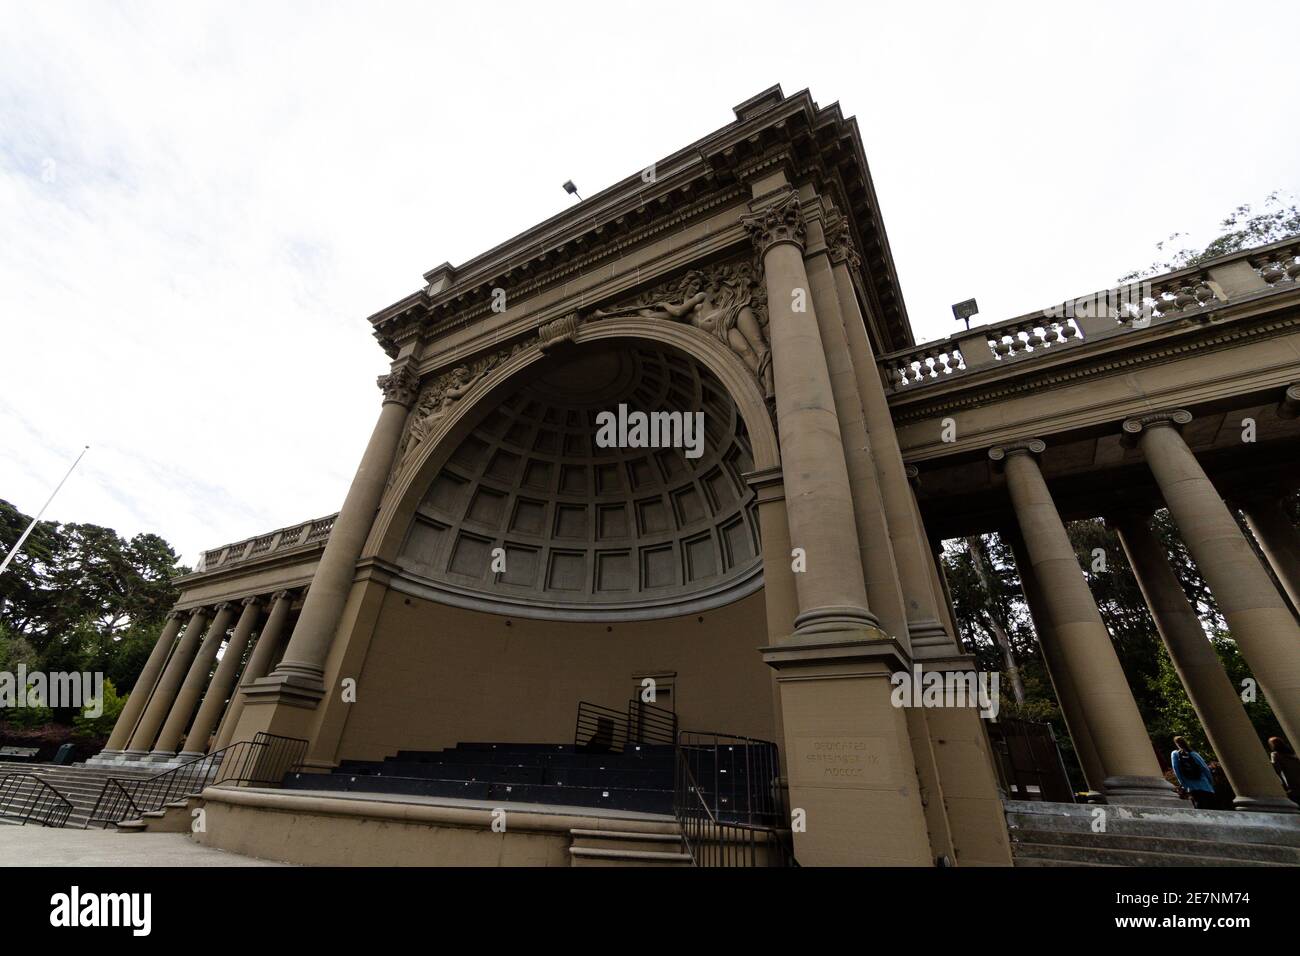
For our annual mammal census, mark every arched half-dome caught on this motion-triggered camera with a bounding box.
[394,341,763,620]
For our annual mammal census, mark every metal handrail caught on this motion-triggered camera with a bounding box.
[672,730,793,866]
[0,773,75,828]
[574,698,678,753]
[87,732,307,828]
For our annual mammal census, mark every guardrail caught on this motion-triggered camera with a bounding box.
[0,773,75,827]
[879,237,1300,392]
[672,731,792,866]
[87,732,307,828]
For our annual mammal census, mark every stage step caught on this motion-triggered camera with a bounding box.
[1006,800,1300,868]
[568,826,691,867]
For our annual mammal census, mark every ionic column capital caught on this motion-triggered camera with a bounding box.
[1121,408,1192,438]
[187,606,209,620]
[742,192,806,257]
[988,438,1046,465]
[377,364,420,408]
[270,589,295,603]
[211,601,235,613]
[166,608,187,622]
[240,595,264,609]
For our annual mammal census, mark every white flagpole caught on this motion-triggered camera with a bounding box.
[0,445,90,577]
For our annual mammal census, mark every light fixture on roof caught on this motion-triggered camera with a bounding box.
[562,180,582,201]
[952,298,979,331]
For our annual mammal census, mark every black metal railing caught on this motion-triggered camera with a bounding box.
[574,699,677,753]
[87,732,307,828]
[0,773,74,828]
[673,731,793,867]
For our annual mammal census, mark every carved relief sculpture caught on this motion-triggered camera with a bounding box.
[592,261,773,397]
[398,338,534,463]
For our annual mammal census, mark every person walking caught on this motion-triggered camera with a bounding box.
[1170,736,1217,809]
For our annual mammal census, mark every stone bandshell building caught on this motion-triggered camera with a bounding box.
[93,86,1300,866]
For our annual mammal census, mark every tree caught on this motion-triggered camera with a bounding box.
[1120,191,1300,282]
[0,498,188,729]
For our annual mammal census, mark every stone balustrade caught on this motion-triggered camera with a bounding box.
[196,513,338,572]
[879,238,1300,391]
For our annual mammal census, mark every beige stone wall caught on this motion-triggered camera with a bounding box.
[333,587,775,760]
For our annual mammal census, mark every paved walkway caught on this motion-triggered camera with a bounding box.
[0,826,286,866]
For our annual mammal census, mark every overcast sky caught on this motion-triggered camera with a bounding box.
[2,0,1297,566]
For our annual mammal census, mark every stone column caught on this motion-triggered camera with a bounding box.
[1239,494,1300,615]
[212,590,295,752]
[749,185,930,866]
[100,609,185,755]
[1004,524,1106,794]
[150,602,237,759]
[259,365,419,698]
[1113,512,1296,813]
[742,191,880,640]
[829,224,950,650]
[124,606,210,756]
[992,440,1177,805]
[1126,410,1300,747]
[179,596,264,758]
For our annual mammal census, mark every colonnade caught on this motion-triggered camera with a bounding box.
[987,411,1300,812]
[98,589,299,763]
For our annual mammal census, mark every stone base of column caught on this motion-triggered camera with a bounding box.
[145,749,179,763]
[116,749,152,761]
[1232,795,1300,814]
[763,632,937,866]
[1102,775,1183,807]
[176,750,208,761]
[792,604,884,638]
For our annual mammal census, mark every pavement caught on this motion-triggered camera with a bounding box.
[0,826,286,866]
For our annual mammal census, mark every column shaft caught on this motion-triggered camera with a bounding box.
[1005,525,1106,792]
[831,253,951,647]
[1136,420,1300,747]
[806,245,908,644]
[997,444,1176,804]
[102,610,184,753]
[180,597,263,757]
[1115,514,1295,812]
[212,590,294,752]
[151,602,237,756]
[749,197,877,637]
[270,370,416,690]
[1240,496,1300,616]
[125,608,210,755]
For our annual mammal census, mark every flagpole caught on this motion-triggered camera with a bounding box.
[0,445,90,576]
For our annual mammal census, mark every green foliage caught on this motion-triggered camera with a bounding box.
[72,678,126,737]
[0,498,187,727]
[942,506,1289,770]
[1120,192,1300,282]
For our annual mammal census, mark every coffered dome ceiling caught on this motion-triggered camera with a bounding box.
[395,343,763,620]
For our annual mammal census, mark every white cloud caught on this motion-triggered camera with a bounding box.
[2,0,1297,563]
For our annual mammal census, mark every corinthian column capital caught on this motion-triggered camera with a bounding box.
[742,192,806,257]
[377,364,420,408]
[827,218,861,270]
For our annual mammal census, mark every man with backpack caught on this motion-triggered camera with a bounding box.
[1170,736,1218,809]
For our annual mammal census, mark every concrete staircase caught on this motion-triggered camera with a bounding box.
[14,763,159,829]
[1006,799,1300,867]
[568,826,692,867]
